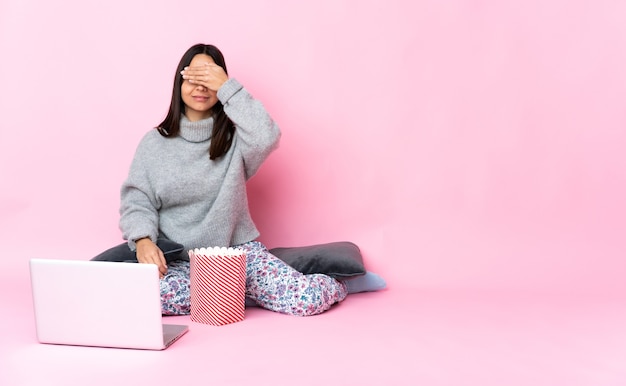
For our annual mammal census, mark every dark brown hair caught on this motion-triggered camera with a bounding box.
[156,44,235,160]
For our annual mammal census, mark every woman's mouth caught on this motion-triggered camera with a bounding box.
[193,96,209,102]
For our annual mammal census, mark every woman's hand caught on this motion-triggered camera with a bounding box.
[181,62,229,91]
[136,238,167,278]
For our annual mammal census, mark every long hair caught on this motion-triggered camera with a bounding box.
[156,44,235,160]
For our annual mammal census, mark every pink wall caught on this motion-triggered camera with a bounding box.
[1,0,625,295]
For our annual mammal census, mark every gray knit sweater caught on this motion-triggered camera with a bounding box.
[119,78,280,253]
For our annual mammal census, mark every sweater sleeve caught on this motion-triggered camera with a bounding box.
[118,134,160,250]
[217,78,281,179]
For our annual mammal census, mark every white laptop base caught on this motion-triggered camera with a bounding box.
[30,259,188,350]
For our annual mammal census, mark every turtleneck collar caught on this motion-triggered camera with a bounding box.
[179,115,213,143]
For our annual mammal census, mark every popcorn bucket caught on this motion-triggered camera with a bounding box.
[189,247,247,326]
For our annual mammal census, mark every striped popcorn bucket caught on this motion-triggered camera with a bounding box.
[189,247,247,326]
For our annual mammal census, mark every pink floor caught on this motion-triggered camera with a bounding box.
[2,266,626,386]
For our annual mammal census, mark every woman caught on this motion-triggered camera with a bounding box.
[108,43,348,316]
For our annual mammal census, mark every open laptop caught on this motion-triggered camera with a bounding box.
[29,258,188,350]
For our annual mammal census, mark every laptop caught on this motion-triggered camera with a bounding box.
[29,258,188,350]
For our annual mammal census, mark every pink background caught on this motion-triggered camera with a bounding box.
[2,2,626,292]
[2,1,626,385]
